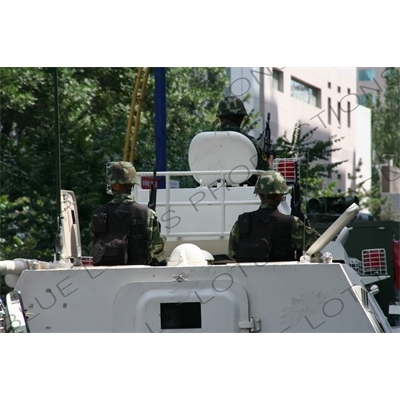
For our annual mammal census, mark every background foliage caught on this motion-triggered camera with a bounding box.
[360,67,400,220]
[0,67,228,264]
[274,122,345,200]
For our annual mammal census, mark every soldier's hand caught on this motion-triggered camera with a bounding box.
[268,154,275,168]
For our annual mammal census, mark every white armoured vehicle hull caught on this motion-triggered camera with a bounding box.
[14,261,392,333]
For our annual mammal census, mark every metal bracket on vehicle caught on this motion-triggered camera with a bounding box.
[239,317,261,332]
[389,304,400,315]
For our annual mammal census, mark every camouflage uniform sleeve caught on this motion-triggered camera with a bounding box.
[89,217,95,239]
[291,216,321,255]
[228,220,239,258]
[147,209,166,259]
[87,217,95,255]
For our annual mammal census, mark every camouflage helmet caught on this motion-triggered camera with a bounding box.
[254,171,289,195]
[107,161,139,185]
[216,96,248,117]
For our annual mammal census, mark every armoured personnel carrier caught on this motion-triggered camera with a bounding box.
[1,131,398,333]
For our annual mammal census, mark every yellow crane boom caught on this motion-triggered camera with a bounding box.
[123,67,151,163]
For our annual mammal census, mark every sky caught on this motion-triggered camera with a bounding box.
[2,2,397,67]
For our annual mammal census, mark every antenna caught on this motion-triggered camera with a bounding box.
[54,67,62,262]
[302,149,310,254]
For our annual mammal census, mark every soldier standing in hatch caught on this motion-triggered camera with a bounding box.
[228,170,321,262]
[90,161,165,266]
[216,96,275,173]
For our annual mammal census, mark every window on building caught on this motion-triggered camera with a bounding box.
[290,77,320,107]
[328,82,331,88]
[338,86,341,93]
[359,94,377,106]
[347,101,351,128]
[358,69,375,81]
[328,97,332,125]
[337,101,341,127]
[273,68,284,92]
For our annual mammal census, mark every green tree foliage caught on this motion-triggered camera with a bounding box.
[274,122,345,200]
[380,197,400,221]
[0,67,228,263]
[358,68,400,220]
[370,68,400,167]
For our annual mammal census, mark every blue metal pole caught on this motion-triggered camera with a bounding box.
[154,67,167,189]
[54,67,62,261]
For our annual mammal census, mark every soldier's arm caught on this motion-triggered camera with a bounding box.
[228,221,239,258]
[291,216,321,257]
[89,219,94,239]
[267,154,275,169]
[147,209,166,259]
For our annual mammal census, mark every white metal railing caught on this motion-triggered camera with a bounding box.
[134,169,264,236]
[272,158,300,183]
[360,249,387,276]
[136,169,264,184]
[349,257,362,274]
[131,159,298,242]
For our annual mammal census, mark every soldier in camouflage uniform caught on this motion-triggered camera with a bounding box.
[90,161,165,266]
[216,96,273,174]
[228,170,321,262]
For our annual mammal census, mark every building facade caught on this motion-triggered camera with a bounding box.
[357,67,388,106]
[227,67,372,194]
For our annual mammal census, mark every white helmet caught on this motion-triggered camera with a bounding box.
[167,244,207,267]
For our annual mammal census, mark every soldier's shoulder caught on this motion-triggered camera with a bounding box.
[221,122,242,132]
[92,205,106,215]
[293,217,320,236]
[147,208,157,217]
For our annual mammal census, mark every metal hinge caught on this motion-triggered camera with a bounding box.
[172,274,188,282]
[239,317,261,332]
